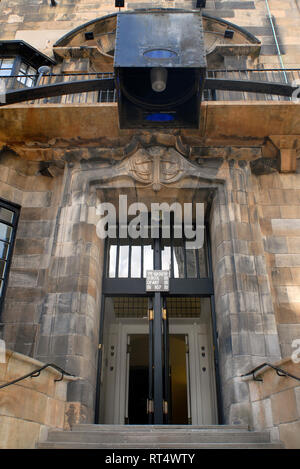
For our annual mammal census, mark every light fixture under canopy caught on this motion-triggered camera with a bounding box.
[114,10,207,129]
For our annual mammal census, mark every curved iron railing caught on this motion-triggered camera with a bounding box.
[0,363,74,389]
[241,362,300,383]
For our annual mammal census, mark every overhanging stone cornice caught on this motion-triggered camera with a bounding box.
[0,102,299,166]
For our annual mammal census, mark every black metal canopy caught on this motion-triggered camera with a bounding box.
[0,40,56,67]
[114,11,207,129]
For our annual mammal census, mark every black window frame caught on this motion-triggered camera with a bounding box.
[0,198,20,320]
[0,55,38,88]
[0,57,15,77]
[103,225,214,297]
[15,57,38,87]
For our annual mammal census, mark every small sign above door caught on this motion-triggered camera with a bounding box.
[146,270,170,292]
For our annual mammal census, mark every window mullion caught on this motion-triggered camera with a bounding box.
[12,56,21,76]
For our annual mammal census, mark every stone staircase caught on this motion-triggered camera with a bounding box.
[37,424,284,449]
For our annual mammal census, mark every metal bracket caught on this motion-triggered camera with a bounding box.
[276,370,287,377]
[163,400,168,415]
[253,372,263,382]
[147,399,154,414]
[54,372,64,383]
[148,309,154,321]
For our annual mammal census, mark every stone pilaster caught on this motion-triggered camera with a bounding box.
[210,160,281,426]
[36,163,104,423]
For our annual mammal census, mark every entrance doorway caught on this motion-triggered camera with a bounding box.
[96,229,222,425]
[127,333,191,425]
[127,334,149,424]
[98,296,218,425]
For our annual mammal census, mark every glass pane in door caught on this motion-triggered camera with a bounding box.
[168,334,189,424]
[127,334,149,424]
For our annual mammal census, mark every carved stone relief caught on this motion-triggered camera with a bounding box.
[71,145,224,195]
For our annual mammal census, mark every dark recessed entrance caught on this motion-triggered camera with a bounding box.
[127,333,190,425]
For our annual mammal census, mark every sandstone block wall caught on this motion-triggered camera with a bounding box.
[0,0,300,67]
[0,152,105,424]
[0,152,64,358]
[210,160,281,426]
[245,357,300,448]
[0,349,75,449]
[255,168,300,358]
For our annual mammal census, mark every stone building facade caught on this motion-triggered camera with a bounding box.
[0,0,300,449]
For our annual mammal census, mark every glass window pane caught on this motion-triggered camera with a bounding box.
[131,246,141,278]
[0,223,12,242]
[0,242,9,260]
[26,77,34,87]
[17,76,26,85]
[0,208,14,223]
[143,244,153,277]
[161,245,171,271]
[198,245,208,278]
[0,58,14,77]
[186,249,197,278]
[118,245,129,278]
[2,58,14,68]
[19,63,28,73]
[108,244,117,278]
[173,245,185,278]
[0,260,6,279]
[0,69,12,77]
[28,66,36,75]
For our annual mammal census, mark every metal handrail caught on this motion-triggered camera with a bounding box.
[0,363,74,389]
[2,72,114,78]
[241,362,300,383]
[2,69,300,78]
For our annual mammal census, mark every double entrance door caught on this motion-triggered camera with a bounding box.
[97,234,221,425]
[99,295,218,425]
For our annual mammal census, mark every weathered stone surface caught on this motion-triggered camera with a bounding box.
[0,350,76,449]
[271,389,298,425]
[244,357,300,446]
[279,421,300,449]
[0,0,300,449]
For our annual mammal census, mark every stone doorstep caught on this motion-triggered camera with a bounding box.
[37,442,284,449]
[37,425,284,449]
[46,430,272,444]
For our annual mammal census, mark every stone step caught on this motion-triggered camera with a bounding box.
[72,424,249,433]
[37,441,284,449]
[37,424,284,450]
[46,430,271,444]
